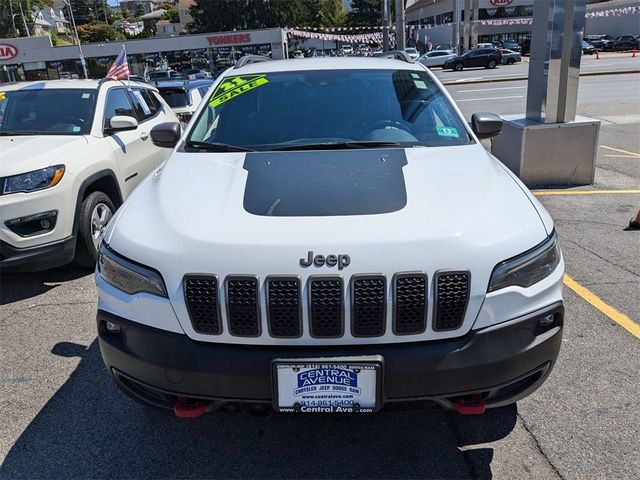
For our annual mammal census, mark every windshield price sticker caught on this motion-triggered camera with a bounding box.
[275,362,379,413]
[209,74,269,108]
[437,125,459,138]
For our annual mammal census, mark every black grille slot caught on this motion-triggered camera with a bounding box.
[184,275,221,334]
[351,276,386,337]
[309,277,343,337]
[393,274,427,335]
[267,278,301,337]
[434,271,470,331]
[226,277,260,336]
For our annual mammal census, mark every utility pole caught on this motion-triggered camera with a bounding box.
[9,0,18,35]
[395,0,405,50]
[18,1,31,37]
[64,0,89,79]
[382,0,390,51]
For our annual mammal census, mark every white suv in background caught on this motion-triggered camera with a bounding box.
[0,79,179,271]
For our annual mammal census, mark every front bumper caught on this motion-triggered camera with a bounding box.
[0,236,76,272]
[98,302,564,412]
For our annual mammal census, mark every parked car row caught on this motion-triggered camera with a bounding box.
[584,34,639,51]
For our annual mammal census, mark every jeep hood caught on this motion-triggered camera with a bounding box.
[0,135,88,177]
[106,144,550,340]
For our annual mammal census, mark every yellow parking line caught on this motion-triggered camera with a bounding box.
[600,145,640,158]
[564,274,640,340]
[533,190,640,196]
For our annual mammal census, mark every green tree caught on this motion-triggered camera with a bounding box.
[161,7,179,23]
[318,0,346,28]
[68,0,96,25]
[0,0,53,38]
[77,21,125,42]
[348,0,381,26]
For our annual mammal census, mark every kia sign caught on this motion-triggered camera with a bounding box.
[490,0,513,5]
[0,44,18,61]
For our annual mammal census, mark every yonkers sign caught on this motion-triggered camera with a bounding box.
[0,44,18,61]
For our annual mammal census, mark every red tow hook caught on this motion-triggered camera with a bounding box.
[174,396,206,418]
[452,394,486,415]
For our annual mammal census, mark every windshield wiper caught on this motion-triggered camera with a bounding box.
[184,140,255,152]
[270,141,403,151]
[0,131,41,136]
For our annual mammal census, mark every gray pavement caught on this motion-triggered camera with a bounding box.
[434,54,640,84]
[1,73,639,479]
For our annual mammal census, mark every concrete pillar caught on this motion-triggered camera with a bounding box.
[396,0,406,50]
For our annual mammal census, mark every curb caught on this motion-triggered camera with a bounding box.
[441,69,640,85]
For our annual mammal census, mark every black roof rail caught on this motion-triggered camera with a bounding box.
[235,55,272,68]
[379,50,414,63]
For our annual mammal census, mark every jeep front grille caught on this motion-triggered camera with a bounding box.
[434,271,470,331]
[393,273,427,334]
[309,277,343,337]
[266,277,302,338]
[183,275,221,334]
[351,276,386,337]
[226,276,260,336]
[182,271,471,340]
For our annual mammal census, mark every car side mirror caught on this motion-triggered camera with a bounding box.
[471,112,503,139]
[108,115,138,132]
[150,122,181,148]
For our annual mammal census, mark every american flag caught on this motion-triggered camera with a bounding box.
[106,45,130,80]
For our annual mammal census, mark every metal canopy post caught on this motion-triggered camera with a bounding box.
[491,0,600,186]
[395,0,406,51]
[526,0,586,123]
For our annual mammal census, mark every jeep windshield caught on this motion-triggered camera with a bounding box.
[186,69,472,151]
[0,88,97,136]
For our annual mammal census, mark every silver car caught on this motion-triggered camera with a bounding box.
[500,49,522,65]
[418,50,457,68]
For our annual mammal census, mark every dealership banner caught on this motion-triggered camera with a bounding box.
[285,28,383,43]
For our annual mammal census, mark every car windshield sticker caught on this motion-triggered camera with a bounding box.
[436,125,459,138]
[0,92,5,101]
[414,80,427,90]
[209,74,269,108]
[132,90,151,115]
[72,126,81,132]
[81,93,91,99]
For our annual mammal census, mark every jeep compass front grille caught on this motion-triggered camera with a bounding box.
[434,271,470,331]
[226,276,260,336]
[182,271,471,341]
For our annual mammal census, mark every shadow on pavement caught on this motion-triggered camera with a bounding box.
[0,265,90,305]
[1,340,517,479]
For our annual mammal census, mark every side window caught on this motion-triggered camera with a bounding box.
[130,88,158,122]
[103,88,135,130]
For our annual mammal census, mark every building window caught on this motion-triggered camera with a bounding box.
[435,11,453,25]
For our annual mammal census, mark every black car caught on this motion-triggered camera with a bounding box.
[502,41,521,53]
[584,34,615,51]
[443,48,502,71]
[582,41,596,55]
[612,35,638,51]
[519,39,531,55]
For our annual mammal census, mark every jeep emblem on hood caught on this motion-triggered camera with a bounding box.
[300,251,351,270]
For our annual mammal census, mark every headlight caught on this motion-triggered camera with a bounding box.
[97,243,167,297]
[488,232,561,292]
[2,165,65,194]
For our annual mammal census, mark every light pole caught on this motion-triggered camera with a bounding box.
[63,0,89,79]
[12,14,20,35]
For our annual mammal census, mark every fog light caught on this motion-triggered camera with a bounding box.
[539,313,555,326]
[105,321,121,332]
[5,210,58,237]
[40,219,51,230]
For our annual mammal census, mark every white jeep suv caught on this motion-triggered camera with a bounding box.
[0,79,179,271]
[96,57,564,416]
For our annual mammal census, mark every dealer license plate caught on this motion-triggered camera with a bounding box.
[273,358,381,413]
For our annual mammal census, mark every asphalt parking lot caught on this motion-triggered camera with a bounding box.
[1,67,639,479]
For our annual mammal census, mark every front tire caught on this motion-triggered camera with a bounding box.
[506,58,515,65]
[487,60,497,69]
[74,191,115,268]
[454,62,464,71]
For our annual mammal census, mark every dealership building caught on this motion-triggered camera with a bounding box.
[405,0,640,51]
[0,28,287,84]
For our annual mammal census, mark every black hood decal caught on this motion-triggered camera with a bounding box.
[242,149,408,217]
